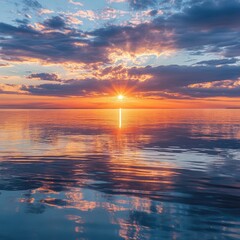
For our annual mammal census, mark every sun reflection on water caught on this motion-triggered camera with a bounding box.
[119,108,122,129]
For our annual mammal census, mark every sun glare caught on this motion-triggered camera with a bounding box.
[117,95,124,100]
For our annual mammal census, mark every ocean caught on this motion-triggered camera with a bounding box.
[0,109,239,239]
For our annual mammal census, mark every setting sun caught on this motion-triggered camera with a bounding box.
[117,95,124,100]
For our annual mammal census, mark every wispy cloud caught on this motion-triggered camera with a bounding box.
[68,0,83,6]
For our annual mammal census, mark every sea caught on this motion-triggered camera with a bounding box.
[0,109,239,240]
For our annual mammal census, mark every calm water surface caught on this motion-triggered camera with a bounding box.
[0,109,239,240]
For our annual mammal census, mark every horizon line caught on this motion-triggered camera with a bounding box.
[0,107,239,110]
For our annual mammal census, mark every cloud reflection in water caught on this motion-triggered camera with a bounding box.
[0,109,239,240]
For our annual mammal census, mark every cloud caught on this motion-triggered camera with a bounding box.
[108,0,126,3]
[0,15,173,65]
[131,64,240,90]
[0,21,108,64]
[0,63,11,68]
[182,81,240,98]
[1,0,240,66]
[15,18,30,25]
[196,58,238,66]
[4,64,235,99]
[129,0,157,10]
[21,81,97,96]
[148,9,159,16]
[90,23,173,56]
[68,0,83,6]
[224,44,240,58]
[132,64,240,98]
[176,0,240,29]
[38,9,54,15]
[0,22,38,34]
[0,84,24,94]
[28,73,61,81]
[0,0,240,104]
[151,0,240,55]
[74,8,128,22]
[1,62,240,99]
[43,16,66,29]
[56,0,240,59]
[21,78,138,96]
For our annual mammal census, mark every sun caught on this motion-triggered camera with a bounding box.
[117,94,124,100]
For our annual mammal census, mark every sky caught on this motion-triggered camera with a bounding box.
[0,0,240,108]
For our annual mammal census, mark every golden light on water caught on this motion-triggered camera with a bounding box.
[119,108,122,129]
[117,94,124,129]
[117,95,124,128]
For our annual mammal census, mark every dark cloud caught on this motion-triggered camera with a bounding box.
[152,0,240,55]
[135,64,240,98]
[1,63,240,99]
[43,16,66,29]
[15,64,240,99]
[1,0,240,65]
[22,82,95,96]
[0,22,38,34]
[0,17,172,64]
[185,88,240,98]
[28,73,60,81]
[131,65,240,90]
[21,78,138,96]
[128,0,157,10]
[196,58,238,66]
[122,64,240,99]
[91,0,240,58]
[90,23,172,54]
[149,9,159,16]
[224,44,240,58]
[14,18,30,25]
[176,0,240,29]
[0,22,108,64]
